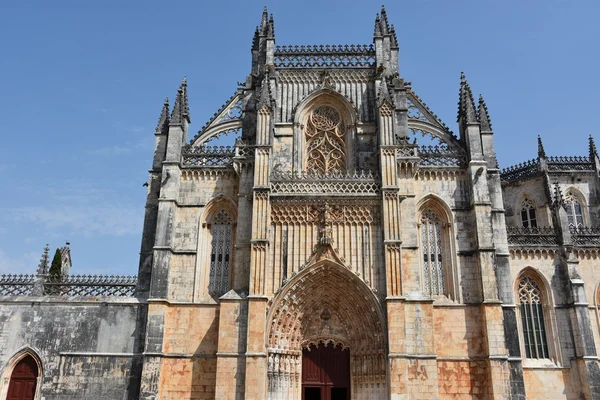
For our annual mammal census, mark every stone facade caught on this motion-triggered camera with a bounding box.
[1,6,600,400]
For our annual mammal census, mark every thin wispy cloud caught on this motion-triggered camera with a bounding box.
[0,249,40,274]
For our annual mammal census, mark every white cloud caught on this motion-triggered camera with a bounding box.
[0,249,40,274]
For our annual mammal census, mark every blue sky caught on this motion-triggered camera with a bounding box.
[0,0,598,275]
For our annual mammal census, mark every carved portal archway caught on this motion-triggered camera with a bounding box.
[266,252,387,400]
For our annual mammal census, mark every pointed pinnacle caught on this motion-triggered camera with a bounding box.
[260,6,269,34]
[477,94,492,132]
[36,244,50,275]
[258,74,273,109]
[589,135,598,159]
[155,97,170,134]
[553,182,564,207]
[537,135,546,159]
[252,26,260,50]
[267,14,275,38]
[390,24,398,47]
[458,72,476,123]
[170,77,190,125]
[380,5,390,34]
[374,14,382,36]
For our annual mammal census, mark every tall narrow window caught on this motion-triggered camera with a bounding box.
[520,198,537,228]
[305,106,346,173]
[421,210,445,296]
[208,210,233,296]
[565,190,584,229]
[518,276,550,359]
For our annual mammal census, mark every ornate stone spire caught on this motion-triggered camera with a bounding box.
[589,135,598,159]
[552,182,564,208]
[537,135,547,159]
[457,72,477,123]
[267,14,275,38]
[36,244,50,275]
[260,6,269,34]
[379,5,390,35]
[257,74,274,109]
[170,77,190,125]
[377,76,394,105]
[155,97,170,134]
[252,26,260,51]
[374,13,382,37]
[477,94,492,132]
[389,24,398,48]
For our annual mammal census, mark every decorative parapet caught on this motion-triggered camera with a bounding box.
[547,156,594,172]
[0,273,137,297]
[501,159,541,183]
[271,170,380,195]
[507,226,559,247]
[181,145,235,168]
[273,44,376,68]
[418,145,467,167]
[0,274,36,296]
[571,227,600,247]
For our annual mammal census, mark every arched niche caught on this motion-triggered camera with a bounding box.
[292,89,358,173]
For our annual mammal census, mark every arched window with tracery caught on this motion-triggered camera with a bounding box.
[517,276,550,359]
[208,209,233,296]
[305,106,346,173]
[520,197,537,228]
[420,209,446,296]
[564,190,584,229]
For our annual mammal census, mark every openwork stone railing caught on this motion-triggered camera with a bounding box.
[507,226,559,247]
[547,156,594,172]
[271,170,380,195]
[0,274,36,296]
[274,44,376,68]
[418,145,467,167]
[571,227,600,246]
[182,145,235,167]
[0,274,137,297]
[501,159,541,183]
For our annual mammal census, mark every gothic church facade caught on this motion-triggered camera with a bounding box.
[1,7,600,400]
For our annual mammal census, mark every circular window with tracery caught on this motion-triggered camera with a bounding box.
[305,106,346,173]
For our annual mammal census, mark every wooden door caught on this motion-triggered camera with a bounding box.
[7,356,38,400]
[302,343,350,400]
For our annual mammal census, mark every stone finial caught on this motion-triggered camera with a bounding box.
[170,77,190,125]
[267,14,275,38]
[377,77,394,105]
[457,72,477,124]
[374,14,382,37]
[589,135,598,159]
[477,94,492,132]
[537,135,547,159]
[155,97,170,135]
[379,5,390,35]
[252,26,260,51]
[257,74,274,109]
[36,244,50,275]
[389,24,398,48]
[260,6,269,34]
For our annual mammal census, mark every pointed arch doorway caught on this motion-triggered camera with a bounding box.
[302,342,350,400]
[7,355,38,400]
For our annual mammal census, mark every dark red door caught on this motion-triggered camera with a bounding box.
[7,356,38,400]
[302,343,350,400]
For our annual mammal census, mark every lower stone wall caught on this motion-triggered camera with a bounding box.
[158,357,216,400]
[523,368,580,400]
[0,297,145,400]
[437,360,488,399]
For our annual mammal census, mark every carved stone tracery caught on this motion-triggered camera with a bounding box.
[305,106,346,173]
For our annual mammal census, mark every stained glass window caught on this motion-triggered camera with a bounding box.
[518,276,549,359]
[305,106,346,173]
[421,210,445,296]
[208,210,233,296]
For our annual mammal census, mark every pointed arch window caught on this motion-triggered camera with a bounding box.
[305,106,346,173]
[420,209,446,296]
[520,198,537,228]
[565,190,584,229]
[518,276,550,359]
[208,209,233,296]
